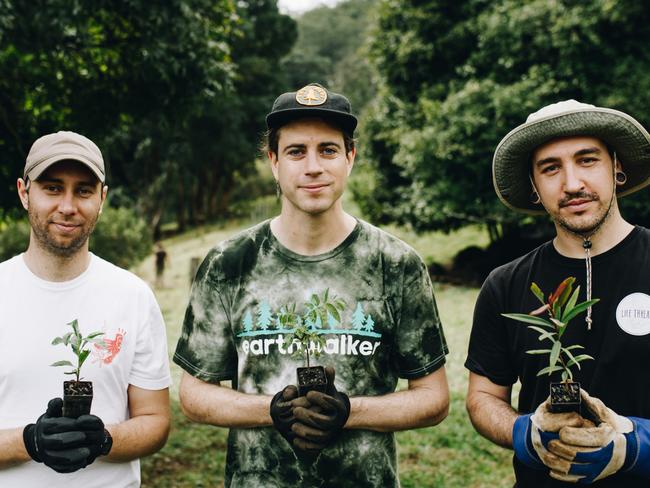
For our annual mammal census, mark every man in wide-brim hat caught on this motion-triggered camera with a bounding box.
[465,100,650,487]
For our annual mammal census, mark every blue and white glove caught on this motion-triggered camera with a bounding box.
[513,397,585,470]
[546,390,650,483]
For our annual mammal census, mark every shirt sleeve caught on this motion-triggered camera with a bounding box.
[128,286,172,390]
[464,271,518,386]
[394,252,448,379]
[173,251,238,383]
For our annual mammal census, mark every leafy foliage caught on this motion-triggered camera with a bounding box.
[502,277,598,382]
[51,319,105,382]
[359,0,650,235]
[282,289,346,367]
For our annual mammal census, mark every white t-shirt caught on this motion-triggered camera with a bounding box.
[0,254,171,487]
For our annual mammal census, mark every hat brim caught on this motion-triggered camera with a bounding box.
[265,108,357,135]
[493,107,650,214]
[26,154,105,183]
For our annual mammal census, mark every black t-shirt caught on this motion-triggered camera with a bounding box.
[466,226,650,488]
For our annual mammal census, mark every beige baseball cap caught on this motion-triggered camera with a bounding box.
[24,131,105,183]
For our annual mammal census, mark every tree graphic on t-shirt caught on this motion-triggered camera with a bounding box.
[327,312,338,329]
[257,301,273,330]
[363,314,375,333]
[242,311,254,332]
[351,303,366,330]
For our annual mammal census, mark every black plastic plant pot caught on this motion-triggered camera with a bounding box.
[297,366,328,396]
[63,380,93,418]
[549,381,581,414]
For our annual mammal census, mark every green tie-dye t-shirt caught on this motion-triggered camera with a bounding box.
[174,219,448,487]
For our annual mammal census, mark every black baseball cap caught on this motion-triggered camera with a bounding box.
[265,83,358,135]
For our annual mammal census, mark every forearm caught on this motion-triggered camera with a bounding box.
[104,412,170,463]
[346,368,449,432]
[180,372,272,428]
[466,388,517,448]
[0,427,30,469]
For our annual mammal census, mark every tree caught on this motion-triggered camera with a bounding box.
[357,0,650,237]
[243,312,254,333]
[363,314,375,333]
[257,302,273,330]
[351,303,366,330]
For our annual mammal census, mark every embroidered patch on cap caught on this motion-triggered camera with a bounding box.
[296,85,327,106]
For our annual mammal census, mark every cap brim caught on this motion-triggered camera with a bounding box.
[266,108,357,135]
[493,108,650,214]
[26,155,105,183]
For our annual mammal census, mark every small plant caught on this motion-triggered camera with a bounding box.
[51,319,105,382]
[502,277,598,382]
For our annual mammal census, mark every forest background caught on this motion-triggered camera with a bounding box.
[1,0,650,486]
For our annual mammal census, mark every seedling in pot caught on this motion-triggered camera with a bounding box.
[502,277,599,415]
[284,289,345,396]
[51,319,105,418]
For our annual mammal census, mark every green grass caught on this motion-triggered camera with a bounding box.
[134,219,514,488]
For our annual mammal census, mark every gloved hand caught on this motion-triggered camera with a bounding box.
[74,414,113,464]
[292,367,350,450]
[512,396,586,471]
[270,385,300,446]
[23,398,91,473]
[545,390,650,483]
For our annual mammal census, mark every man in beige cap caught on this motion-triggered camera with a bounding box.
[465,101,650,487]
[0,131,172,486]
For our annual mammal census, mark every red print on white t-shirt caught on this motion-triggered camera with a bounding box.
[93,328,126,365]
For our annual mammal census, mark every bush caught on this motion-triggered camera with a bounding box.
[0,218,30,261]
[0,206,151,269]
[92,206,152,269]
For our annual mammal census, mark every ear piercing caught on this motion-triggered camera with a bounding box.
[530,190,541,204]
[615,171,627,184]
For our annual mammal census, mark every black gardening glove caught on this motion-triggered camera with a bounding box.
[74,414,113,464]
[292,367,350,449]
[23,398,90,473]
[270,385,300,445]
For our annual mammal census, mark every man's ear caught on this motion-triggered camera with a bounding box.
[99,185,108,215]
[17,178,29,210]
[269,151,279,181]
[346,147,356,176]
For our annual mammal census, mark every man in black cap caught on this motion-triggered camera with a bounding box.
[174,83,450,486]
[466,100,650,486]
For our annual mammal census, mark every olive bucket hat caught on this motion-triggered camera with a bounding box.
[492,100,650,214]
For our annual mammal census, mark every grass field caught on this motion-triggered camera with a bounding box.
[134,220,515,488]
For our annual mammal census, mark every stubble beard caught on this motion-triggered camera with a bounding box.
[28,207,98,258]
[552,191,612,237]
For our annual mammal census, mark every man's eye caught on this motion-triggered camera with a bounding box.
[288,149,303,156]
[45,185,62,192]
[322,147,337,155]
[580,157,597,164]
[541,165,558,174]
[78,188,93,196]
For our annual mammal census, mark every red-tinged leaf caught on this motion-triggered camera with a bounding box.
[548,277,574,305]
[557,277,575,308]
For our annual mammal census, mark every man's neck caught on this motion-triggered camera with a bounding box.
[553,212,634,258]
[270,205,357,256]
[23,241,91,282]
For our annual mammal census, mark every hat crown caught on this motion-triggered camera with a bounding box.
[526,99,596,123]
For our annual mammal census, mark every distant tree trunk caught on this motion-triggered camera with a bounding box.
[177,177,186,233]
[207,160,222,220]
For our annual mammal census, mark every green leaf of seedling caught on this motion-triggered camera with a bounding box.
[528,327,556,343]
[78,349,91,368]
[526,349,552,354]
[501,313,555,328]
[566,354,594,368]
[64,370,77,375]
[561,370,568,382]
[70,319,80,336]
[550,341,561,369]
[51,360,74,367]
[86,331,104,340]
[530,283,546,305]
[537,365,563,376]
[562,299,600,323]
[552,300,561,319]
[323,288,329,303]
[561,286,581,322]
[564,344,585,351]
[326,303,340,322]
[562,347,580,370]
[51,336,65,345]
[335,299,345,310]
[557,277,575,308]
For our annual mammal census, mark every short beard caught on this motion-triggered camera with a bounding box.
[28,208,98,258]
[552,190,612,237]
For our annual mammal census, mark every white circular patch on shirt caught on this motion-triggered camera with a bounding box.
[616,293,650,336]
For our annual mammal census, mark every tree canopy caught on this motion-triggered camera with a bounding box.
[356,0,650,238]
